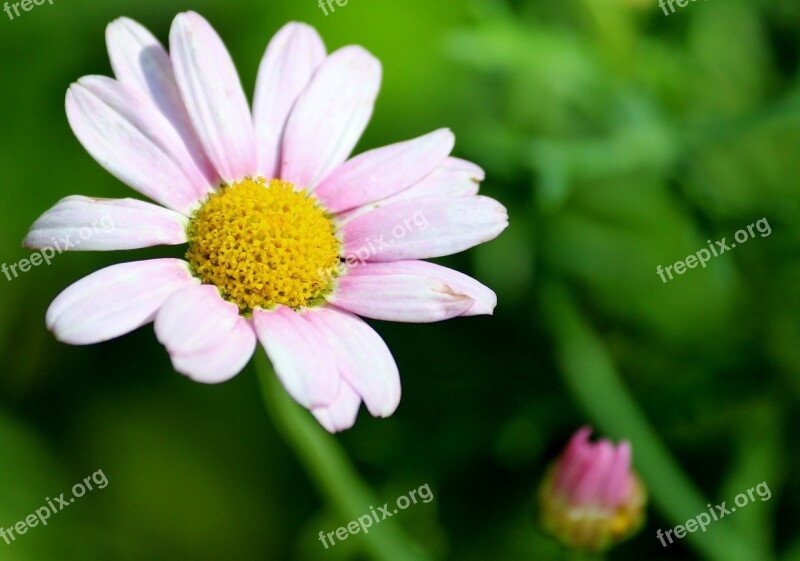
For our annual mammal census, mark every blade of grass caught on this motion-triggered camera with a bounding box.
[541,281,772,561]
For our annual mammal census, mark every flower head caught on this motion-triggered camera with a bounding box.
[539,427,647,551]
[23,13,508,432]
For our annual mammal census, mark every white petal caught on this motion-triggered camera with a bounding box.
[155,284,240,355]
[169,318,256,384]
[280,46,381,188]
[328,261,497,323]
[253,22,326,179]
[311,380,362,433]
[340,195,508,261]
[106,17,220,188]
[387,156,483,202]
[170,11,257,183]
[305,306,400,418]
[252,306,340,408]
[66,76,212,213]
[337,260,496,317]
[329,262,476,323]
[24,196,188,251]
[334,156,483,225]
[155,284,256,384]
[106,17,171,95]
[46,259,198,345]
[314,129,455,213]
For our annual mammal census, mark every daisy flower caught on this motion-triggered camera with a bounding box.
[24,12,508,432]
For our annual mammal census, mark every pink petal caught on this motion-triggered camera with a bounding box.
[340,261,497,319]
[333,156,484,225]
[23,196,188,251]
[280,46,381,188]
[155,285,255,383]
[600,442,632,507]
[340,196,508,262]
[66,76,211,214]
[46,259,198,345]
[170,11,256,183]
[553,426,593,494]
[331,260,496,320]
[105,17,219,188]
[388,157,484,201]
[252,306,340,408]
[253,22,326,179]
[155,285,239,355]
[311,380,362,433]
[571,440,616,506]
[305,306,400,418]
[314,129,455,213]
[169,318,256,384]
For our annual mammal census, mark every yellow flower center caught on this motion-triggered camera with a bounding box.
[185,178,341,313]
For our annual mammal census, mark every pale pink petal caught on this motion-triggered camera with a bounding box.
[340,196,508,262]
[305,306,400,418]
[253,22,326,179]
[170,11,257,183]
[446,157,485,180]
[155,285,239,355]
[311,380,362,433]
[155,285,255,383]
[388,157,483,201]
[314,129,455,213]
[46,259,198,345]
[330,260,496,321]
[571,440,615,506]
[383,260,496,316]
[280,46,381,188]
[106,17,220,188]
[553,427,593,495]
[252,306,340,408]
[600,442,632,507]
[331,275,472,323]
[334,156,484,225]
[24,196,188,251]
[66,76,212,213]
[169,318,256,384]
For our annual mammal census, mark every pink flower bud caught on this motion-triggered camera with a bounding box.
[539,426,647,551]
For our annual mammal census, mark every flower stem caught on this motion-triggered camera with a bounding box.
[254,350,431,561]
[541,282,772,561]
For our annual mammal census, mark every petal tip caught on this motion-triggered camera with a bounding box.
[106,15,135,33]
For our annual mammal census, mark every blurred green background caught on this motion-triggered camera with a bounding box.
[1,0,799,559]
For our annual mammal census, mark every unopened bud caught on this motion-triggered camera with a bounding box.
[539,426,647,551]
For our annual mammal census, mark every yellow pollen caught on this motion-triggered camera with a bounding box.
[185,178,341,312]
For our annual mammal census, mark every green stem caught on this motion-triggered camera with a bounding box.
[255,351,431,561]
[541,282,772,561]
